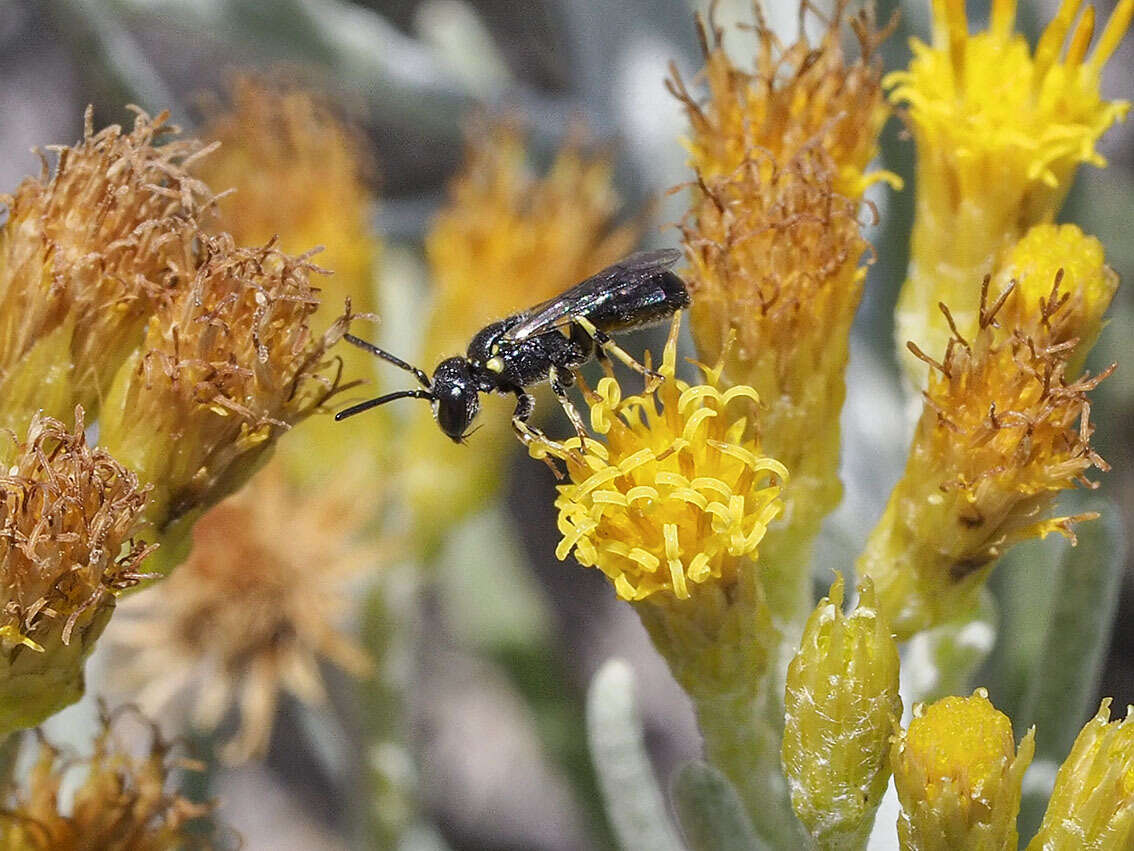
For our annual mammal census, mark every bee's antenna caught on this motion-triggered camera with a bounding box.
[334,388,434,421]
[343,334,432,389]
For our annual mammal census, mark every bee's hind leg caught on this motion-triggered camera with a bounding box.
[574,317,663,390]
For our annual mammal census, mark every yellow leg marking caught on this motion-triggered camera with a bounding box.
[575,317,663,391]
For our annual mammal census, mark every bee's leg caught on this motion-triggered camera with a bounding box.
[569,321,612,379]
[574,317,663,389]
[549,367,588,448]
[510,389,566,476]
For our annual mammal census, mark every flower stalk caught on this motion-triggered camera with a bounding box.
[527,315,798,841]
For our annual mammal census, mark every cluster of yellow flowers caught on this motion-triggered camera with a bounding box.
[0,0,1129,845]
[520,0,1131,846]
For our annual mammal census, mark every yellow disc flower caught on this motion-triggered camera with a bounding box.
[528,314,796,840]
[533,316,786,603]
[892,690,1035,851]
[1028,699,1134,849]
[889,0,1132,384]
[782,576,903,850]
[989,223,1117,375]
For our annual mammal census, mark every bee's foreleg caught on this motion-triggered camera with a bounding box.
[574,317,663,390]
[510,389,565,477]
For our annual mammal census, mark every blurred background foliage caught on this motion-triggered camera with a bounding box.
[0,0,1130,848]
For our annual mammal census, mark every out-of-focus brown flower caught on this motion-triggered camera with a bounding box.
[0,410,152,735]
[0,107,212,436]
[0,704,224,850]
[98,233,351,555]
[108,463,375,763]
[195,74,378,332]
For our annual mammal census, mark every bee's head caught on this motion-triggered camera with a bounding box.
[431,357,480,442]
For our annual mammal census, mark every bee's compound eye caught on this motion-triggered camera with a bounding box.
[435,389,469,440]
[432,358,479,441]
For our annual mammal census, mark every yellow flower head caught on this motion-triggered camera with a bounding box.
[0,704,224,850]
[0,410,152,735]
[990,222,1118,372]
[892,689,1035,851]
[860,284,1111,638]
[109,463,375,763]
[404,122,639,551]
[99,234,350,538]
[669,0,897,197]
[1030,699,1134,848]
[782,576,903,849]
[889,0,1131,383]
[195,73,379,334]
[0,108,211,432]
[529,315,786,602]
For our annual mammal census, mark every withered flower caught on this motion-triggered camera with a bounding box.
[681,144,871,621]
[0,107,212,435]
[0,704,224,850]
[108,463,375,763]
[0,410,151,735]
[98,233,350,552]
[668,0,897,196]
[858,284,1111,639]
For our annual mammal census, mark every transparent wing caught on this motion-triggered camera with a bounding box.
[502,249,683,342]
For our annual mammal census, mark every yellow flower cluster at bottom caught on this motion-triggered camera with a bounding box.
[893,690,1034,851]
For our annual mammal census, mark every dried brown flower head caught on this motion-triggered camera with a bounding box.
[668,0,896,196]
[0,410,151,735]
[0,107,212,433]
[680,144,871,618]
[109,464,374,762]
[0,703,225,850]
[859,284,1111,638]
[98,233,351,540]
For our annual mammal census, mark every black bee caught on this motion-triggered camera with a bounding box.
[335,248,689,445]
